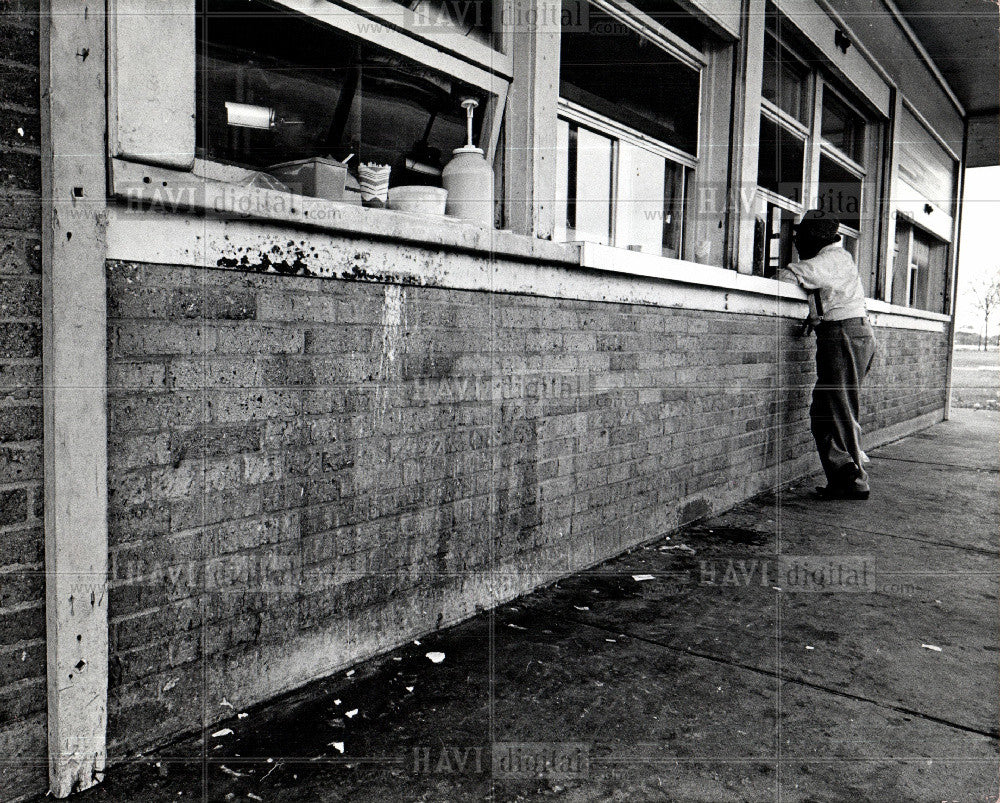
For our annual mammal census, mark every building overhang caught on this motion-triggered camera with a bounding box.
[892,0,1000,167]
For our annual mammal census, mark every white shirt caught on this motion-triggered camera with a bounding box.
[777,244,868,322]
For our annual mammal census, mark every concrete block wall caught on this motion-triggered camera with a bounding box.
[103,255,948,757]
[0,1,47,799]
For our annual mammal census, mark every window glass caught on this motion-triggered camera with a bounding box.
[757,115,805,202]
[891,220,950,312]
[762,35,809,123]
[840,232,858,261]
[898,107,956,215]
[613,142,688,257]
[560,5,700,155]
[556,118,689,255]
[555,120,613,245]
[822,88,864,162]
[196,0,485,185]
[661,161,687,259]
[817,155,862,231]
[616,142,667,254]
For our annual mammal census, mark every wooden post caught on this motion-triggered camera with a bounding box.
[40,0,109,796]
[731,0,766,273]
[503,0,561,239]
[943,119,968,421]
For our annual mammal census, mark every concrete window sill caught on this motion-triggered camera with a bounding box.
[108,159,950,333]
[110,158,579,269]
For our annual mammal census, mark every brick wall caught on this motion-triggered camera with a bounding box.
[863,324,949,431]
[0,1,46,800]
[104,256,948,757]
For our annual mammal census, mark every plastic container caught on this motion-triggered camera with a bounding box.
[441,147,494,227]
[387,185,448,216]
[266,157,347,201]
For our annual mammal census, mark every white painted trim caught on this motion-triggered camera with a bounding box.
[769,0,891,117]
[891,179,954,242]
[108,0,195,169]
[109,158,575,263]
[558,99,699,169]
[104,208,812,319]
[676,0,741,40]
[41,0,109,796]
[880,0,965,117]
[760,99,810,139]
[333,0,515,79]
[901,96,961,163]
[866,298,949,323]
[577,241,807,299]
[266,0,509,95]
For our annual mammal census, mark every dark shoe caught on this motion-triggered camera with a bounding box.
[813,484,870,500]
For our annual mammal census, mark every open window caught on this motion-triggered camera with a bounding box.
[111,0,510,217]
[554,0,732,263]
[753,8,881,281]
[197,0,490,188]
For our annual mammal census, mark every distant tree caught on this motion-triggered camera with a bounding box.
[969,271,1000,350]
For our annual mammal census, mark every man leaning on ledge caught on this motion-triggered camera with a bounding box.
[778,209,877,501]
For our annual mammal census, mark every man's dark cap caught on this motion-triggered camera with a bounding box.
[794,209,840,243]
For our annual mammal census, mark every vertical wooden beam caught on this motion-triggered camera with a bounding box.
[942,120,967,421]
[731,0,766,273]
[503,0,561,239]
[881,90,904,303]
[40,0,109,796]
[689,41,736,266]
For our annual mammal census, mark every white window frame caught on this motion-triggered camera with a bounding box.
[109,0,511,199]
[554,0,707,259]
[756,26,878,276]
[815,80,868,244]
[556,101,696,254]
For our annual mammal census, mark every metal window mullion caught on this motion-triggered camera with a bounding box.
[760,99,809,138]
[803,74,824,212]
[905,224,916,307]
[757,187,803,214]
[609,138,620,247]
[818,142,866,178]
[557,99,699,169]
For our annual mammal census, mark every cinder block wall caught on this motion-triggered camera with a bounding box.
[104,256,948,757]
[0,2,47,800]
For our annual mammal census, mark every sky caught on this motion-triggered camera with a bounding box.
[955,165,1000,333]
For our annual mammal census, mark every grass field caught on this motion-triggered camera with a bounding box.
[951,347,1000,409]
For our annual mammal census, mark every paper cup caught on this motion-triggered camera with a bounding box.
[358,163,391,206]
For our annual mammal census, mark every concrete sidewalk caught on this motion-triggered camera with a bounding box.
[72,410,999,803]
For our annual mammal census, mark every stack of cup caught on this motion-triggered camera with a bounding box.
[358,163,391,208]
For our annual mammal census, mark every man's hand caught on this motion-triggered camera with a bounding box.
[799,314,822,337]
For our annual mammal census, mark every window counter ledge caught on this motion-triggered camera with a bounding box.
[110,158,578,268]
[577,241,811,300]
